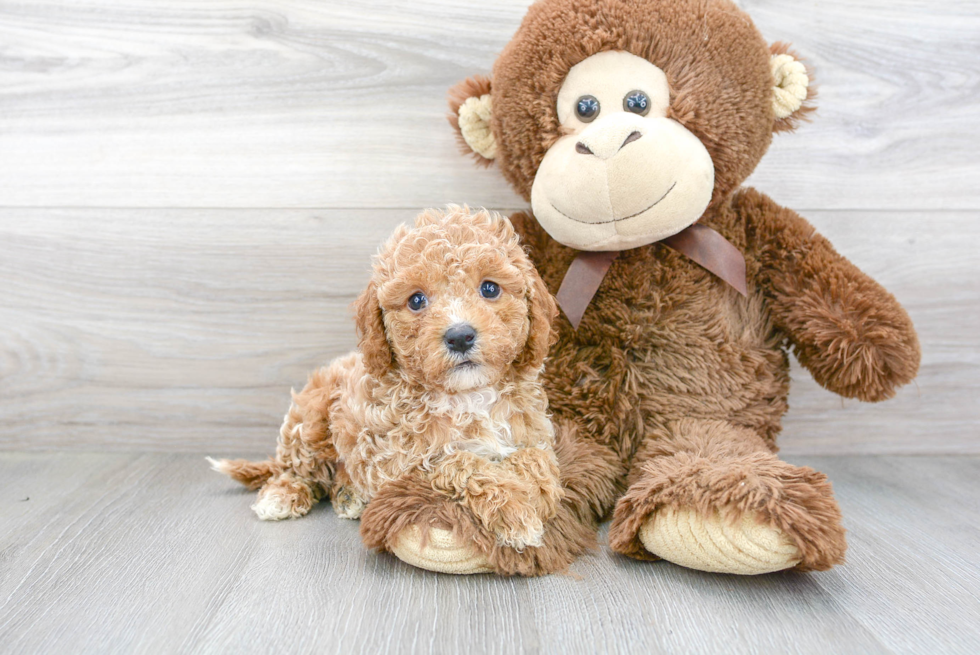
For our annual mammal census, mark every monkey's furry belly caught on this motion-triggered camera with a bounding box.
[539,253,791,457]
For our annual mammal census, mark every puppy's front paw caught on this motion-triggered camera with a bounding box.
[479,488,547,550]
[493,515,545,551]
[331,485,367,519]
[503,447,564,523]
[533,478,564,524]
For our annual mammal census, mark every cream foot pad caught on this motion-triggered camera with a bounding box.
[639,507,801,574]
[390,525,493,575]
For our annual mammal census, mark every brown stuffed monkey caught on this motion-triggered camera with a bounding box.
[368,0,921,576]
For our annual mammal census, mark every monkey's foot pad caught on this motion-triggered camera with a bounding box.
[390,525,493,575]
[639,507,801,575]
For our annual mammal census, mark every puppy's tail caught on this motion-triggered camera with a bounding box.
[207,456,278,490]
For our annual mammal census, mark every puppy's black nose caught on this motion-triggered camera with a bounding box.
[444,324,477,354]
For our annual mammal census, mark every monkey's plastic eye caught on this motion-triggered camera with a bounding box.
[479,280,501,299]
[623,91,650,116]
[407,292,427,312]
[575,95,600,122]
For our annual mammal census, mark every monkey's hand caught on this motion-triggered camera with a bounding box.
[743,189,920,402]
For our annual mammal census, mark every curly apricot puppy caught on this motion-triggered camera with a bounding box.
[210,206,563,551]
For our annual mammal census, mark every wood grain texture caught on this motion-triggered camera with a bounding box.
[0,0,977,210]
[0,453,978,654]
[2,208,977,454]
[1,2,976,649]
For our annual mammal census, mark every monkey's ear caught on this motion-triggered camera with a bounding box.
[769,43,816,133]
[448,75,496,165]
[352,280,395,379]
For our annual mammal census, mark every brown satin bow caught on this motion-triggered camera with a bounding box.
[555,223,747,329]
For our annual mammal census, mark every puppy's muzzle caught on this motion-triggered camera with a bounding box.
[444,324,477,354]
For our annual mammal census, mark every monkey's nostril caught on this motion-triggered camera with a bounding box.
[621,131,642,149]
[575,142,593,155]
[445,324,477,354]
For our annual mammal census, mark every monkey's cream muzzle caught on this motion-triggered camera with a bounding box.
[530,111,714,251]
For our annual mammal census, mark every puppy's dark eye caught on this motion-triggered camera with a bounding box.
[407,292,427,312]
[575,95,600,122]
[480,280,501,299]
[623,90,650,116]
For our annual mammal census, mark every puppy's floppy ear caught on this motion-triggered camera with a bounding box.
[353,280,394,378]
[770,42,816,133]
[448,75,496,166]
[515,265,559,373]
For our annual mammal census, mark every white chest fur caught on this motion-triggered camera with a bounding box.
[433,388,518,462]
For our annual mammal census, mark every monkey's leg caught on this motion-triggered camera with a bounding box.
[608,418,846,574]
[358,471,495,575]
[372,420,622,576]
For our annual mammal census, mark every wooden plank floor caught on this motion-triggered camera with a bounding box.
[1,452,978,654]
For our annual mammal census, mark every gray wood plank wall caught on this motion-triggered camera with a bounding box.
[1,0,978,454]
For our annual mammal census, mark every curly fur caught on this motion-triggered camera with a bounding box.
[360,419,624,576]
[211,207,572,553]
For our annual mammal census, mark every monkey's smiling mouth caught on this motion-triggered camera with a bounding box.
[551,181,677,225]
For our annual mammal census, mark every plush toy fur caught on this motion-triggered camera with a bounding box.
[211,207,581,554]
[379,0,921,576]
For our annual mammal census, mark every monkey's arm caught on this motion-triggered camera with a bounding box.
[737,188,920,402]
